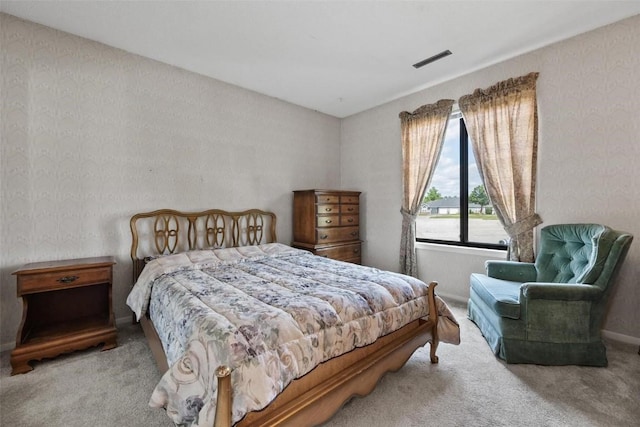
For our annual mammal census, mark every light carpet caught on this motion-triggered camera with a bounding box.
[1,303,639,426]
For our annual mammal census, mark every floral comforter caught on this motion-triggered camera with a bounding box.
[127,243,459,426]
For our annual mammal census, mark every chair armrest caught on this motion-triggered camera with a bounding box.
[520,283,602,301]
[486,261,537,282]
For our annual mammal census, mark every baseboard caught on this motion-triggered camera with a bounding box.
[116,315,134,327]
[602,329,640,346]
[436,291,468,307]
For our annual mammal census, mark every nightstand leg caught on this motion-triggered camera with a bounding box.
[10,357,33,376]
[101,336,118,351]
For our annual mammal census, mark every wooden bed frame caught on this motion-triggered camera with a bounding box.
[130,208,440,427]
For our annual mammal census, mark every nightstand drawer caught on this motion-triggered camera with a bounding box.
[18,266,112,295]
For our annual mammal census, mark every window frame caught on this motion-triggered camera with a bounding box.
[416,114,508,251]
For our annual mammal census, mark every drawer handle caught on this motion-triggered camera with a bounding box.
[57,275,79,284]
[347,218,354,223]
[347,208,354,212]
[325,219,332,224]
[350,232,358,237]
[325,208,332,212]
[320,235,328,239]
[353,249,360,254]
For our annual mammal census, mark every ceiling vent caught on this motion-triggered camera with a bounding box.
[412,50,452,69]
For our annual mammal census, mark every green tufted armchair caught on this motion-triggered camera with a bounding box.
[468,224,633,366]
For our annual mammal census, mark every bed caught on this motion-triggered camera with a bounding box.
[127,208,460,426]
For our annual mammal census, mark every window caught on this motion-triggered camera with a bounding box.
[416,111,508,249]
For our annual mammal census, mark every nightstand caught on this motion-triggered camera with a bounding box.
[10,256,118,375]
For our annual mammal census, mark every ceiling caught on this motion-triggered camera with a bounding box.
[2,1,639,118]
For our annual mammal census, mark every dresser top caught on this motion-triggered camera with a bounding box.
[293,189,361,195]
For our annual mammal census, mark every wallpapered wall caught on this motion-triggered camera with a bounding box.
[0,14,342,349]
[2,12,639,350]
[341,15,640,341]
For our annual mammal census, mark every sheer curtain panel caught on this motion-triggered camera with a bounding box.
[458,72,542,262]
[399,99,454,276]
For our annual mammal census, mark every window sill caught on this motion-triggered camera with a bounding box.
[415,241,506,258]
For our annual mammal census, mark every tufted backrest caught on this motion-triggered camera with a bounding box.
[534,224,616,284]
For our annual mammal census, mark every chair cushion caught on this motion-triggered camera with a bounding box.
[470,273,521,320]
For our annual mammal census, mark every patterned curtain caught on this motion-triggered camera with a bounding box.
[458,72,542,262]
[399,99,454,276]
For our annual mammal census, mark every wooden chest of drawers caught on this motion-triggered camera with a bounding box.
[292,189,362,264]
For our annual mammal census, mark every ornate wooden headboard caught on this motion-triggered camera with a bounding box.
[130,209,277,282]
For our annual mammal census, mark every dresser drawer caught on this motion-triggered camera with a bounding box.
[315,243,361,261]
[316,226,359,243]
[316,215,340,227]
[340,204,359,214]
[341,215,359,226]
[17,266,112,295]
[340,195,359,204]
[316,194,340,204]
[317,204,340,215]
